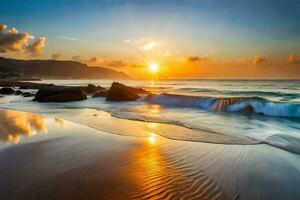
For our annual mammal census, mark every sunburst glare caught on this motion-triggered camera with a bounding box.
[149,63,159,73]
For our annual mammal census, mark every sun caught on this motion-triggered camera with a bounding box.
[149,63,159,73]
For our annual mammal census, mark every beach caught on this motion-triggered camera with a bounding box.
[0,108,299,200]
[1,1,300,199]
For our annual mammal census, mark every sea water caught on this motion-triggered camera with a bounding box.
[1,79,300,153]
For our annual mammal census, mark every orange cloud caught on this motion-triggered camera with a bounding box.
[252,55,266,65]
[52,52,64,60]
[0,24,7,31]
[239,57,250,64]
[26,37,46,56]
[71,55,130,68]
[105,60,127,67]
[0,24,46,56]
[90,56,100,63]
[187,55,209,62]
[223,58,234,65]
[71,55,83,61]
[287,54,298,64]
[72,55,100,63]
[0,24,31,53]
[130,63,145,68]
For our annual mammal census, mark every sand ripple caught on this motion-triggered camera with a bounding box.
[127,141,224,200]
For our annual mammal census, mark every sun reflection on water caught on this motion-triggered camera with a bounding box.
[126,129,185,199]
[148,132,157,145]
[149,104,161,115]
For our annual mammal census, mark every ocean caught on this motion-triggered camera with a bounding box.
[1,79,300,153]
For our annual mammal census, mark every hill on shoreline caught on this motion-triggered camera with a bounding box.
[0,57,130,79]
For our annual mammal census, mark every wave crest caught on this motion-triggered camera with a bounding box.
[145,93,300,118]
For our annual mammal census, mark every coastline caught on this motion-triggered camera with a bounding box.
[0,82,299,154]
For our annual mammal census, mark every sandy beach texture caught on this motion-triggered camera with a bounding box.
[0,109,299,200]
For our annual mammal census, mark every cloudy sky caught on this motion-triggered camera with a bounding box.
[0,0,300,79]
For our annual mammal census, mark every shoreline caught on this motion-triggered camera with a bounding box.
[1,97,299,154]
[0,108,299,199]
[0,105,259,145]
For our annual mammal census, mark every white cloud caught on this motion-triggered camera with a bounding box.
[125,38,158,50]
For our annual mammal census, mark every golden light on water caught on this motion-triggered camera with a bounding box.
[147,123,158,144]
[148,133,157,145]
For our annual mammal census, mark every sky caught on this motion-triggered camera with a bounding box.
[0,0,300,79]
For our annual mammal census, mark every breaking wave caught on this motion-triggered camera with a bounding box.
[175,88,300,98]
[145,93,300,118]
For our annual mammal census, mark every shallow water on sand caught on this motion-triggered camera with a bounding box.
[0,109,299,200]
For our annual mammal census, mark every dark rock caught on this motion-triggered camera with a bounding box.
[130,87,149,94]
[34,86,87,102]
[22,92,35,97]
[82,84,105,94]
[106,82,140,101]
[19,86,28,89]
[15,90,23,95]
[92,90,108,98]
[24,94,35,97]
[22,92,31,96]
[0,87,15,94]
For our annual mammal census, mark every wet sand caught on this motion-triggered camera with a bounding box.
[0,109,299,200]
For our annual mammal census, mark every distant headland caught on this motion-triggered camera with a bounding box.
[0,57,130,80]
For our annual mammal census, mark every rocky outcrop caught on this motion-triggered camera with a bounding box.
[0,87,15,94]
[92,90,108,98]
[22,92,35,97]
[106,82,140,101]
[82,84,105,94]
[34,86,87,102]
[130,87,149,94]
[15,90,23,95]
